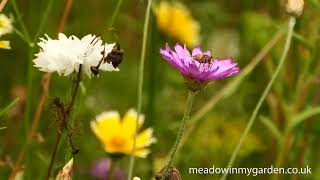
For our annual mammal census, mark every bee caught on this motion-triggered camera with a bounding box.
[104,43,124,68]
[90,43,124,76]
[193,54,214,64]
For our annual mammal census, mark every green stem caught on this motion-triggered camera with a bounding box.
[108,159,115,180]
[109,0,124,27]
[220,17,296,180]
[11,0,32,45]
[127,0,152,179]
[46,66,82,180]
[33,0,54,42]
[161,91,196,180]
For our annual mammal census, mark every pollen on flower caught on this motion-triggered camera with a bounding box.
[156,1,200,47]
[109,136,126,148]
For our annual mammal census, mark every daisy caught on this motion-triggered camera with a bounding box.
[91,109,156,158]
[160,43,240,91]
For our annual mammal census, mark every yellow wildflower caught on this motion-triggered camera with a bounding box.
[0,40,11,49]
[156,1,200,47]
[91,109,156,158]
[0,14,13,37]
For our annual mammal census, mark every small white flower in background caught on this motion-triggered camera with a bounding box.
[0,14,13,36]
[33,33,118,77]
[56,158,73,180]
[133,177,141,180]
[0,14,13,50]
[0,40,11,49]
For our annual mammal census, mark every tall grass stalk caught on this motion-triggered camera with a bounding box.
[8,0,56,178]
[128,0,153,179]
[220,17,296,180]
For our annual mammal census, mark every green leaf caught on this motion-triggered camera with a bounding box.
[0,98,19,117]
[287,107,320,132]
[260,115,282,141]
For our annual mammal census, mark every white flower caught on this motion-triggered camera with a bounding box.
[0,14,13,37]
[133,177,141,180]
[33,33,118,77]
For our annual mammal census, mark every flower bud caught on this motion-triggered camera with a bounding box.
[286,0,304,16]
[56,158,73,180]
[155,166,181,180]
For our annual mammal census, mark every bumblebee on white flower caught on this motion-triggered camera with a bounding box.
[33,33,121,77]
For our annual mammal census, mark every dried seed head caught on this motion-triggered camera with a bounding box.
[286,0,304,16]
[155,166,181,180]
[56,158,73,180]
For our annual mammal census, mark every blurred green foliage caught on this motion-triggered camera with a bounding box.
[1,0,320,180]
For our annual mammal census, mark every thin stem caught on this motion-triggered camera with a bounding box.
[24,48,34,136]
[46,65,82,180]
[33,0,55,42]
[57,0,74,34]
[161,91,196,180]
[11,0,32,45]
[0,0,8,12]
[127,0,152,179]
[45,131,62,180]
[109,0,124,27]
[220,17,296,180]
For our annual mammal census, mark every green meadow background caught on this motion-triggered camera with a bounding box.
[1,0,320,179]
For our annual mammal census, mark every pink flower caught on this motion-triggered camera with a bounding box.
[160,43,239,91]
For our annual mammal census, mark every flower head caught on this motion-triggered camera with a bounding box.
[0,40,10,49]
[160,43,239,91]
[0,14,13,50]
[286,0,304,16]
[91,109,156,158]
[0,14,13,37]
[33,33,119,77]
[156,1,200,47]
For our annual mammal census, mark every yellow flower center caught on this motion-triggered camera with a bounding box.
[109,136,126,148]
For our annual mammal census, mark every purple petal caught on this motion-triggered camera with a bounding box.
[212,58,238,74]
[184,44,191,57]
[174,43,186,60]
[192,46,203,56]
[204,50,211,56]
